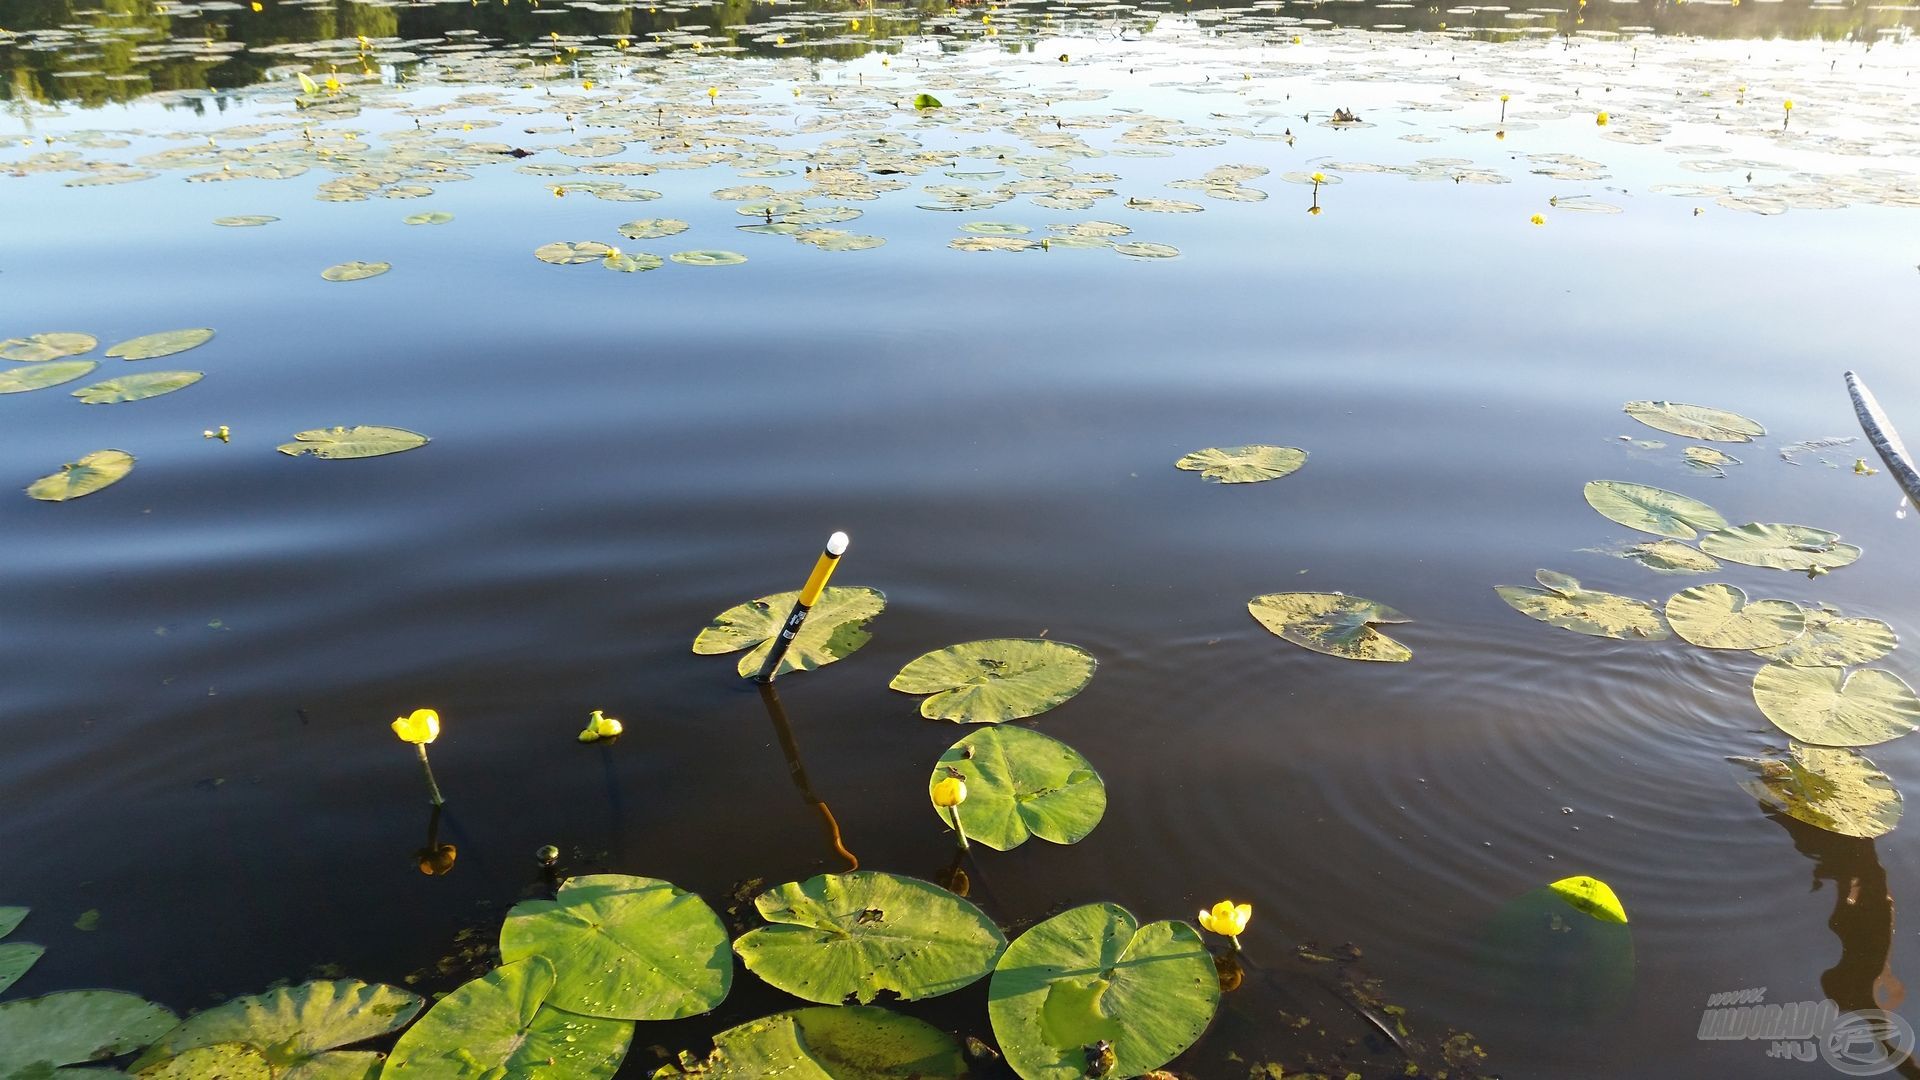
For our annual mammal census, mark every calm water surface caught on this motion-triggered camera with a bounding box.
[4,0,1920,1075]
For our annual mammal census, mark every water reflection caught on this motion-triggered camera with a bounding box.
[757,683,859,871]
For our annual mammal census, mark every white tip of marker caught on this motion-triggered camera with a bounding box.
[826,531,850,556]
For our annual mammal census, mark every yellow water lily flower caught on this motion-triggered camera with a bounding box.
[1198,899,1252,947]
[578,709,624,742]
[1310,171,1326,184]
[392,708,440,745]
[1595,110,1608,125]
[1530,213,1545,225]
[1783,99,1794,111]
[932,776,968,807]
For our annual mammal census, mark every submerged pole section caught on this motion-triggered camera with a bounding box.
[755,531,849,684]
[1845,371,1920,506]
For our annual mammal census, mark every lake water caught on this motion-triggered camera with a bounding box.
[4,0,1920,1076]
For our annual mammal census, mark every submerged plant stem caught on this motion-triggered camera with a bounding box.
[417,744,445,807]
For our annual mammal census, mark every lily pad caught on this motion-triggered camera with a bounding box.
[0,361,99,394]
[929,726,1105,851]
[1174,445,1306,484]
[733,872,1005,1005]
[1664,584,1803,649]
[1699,523,1862,573]
[0,908,24,939]
[1755,609,1898,667]
[0,942,43,996]
[1732,743,1903,838]
[1683,445,1741,476]
[1248,592,1414,661]
[104,329,213,361]
[986,903,1218,1080]
[534,241,613,265]
[130,980,420,1078]
[1752,664,1920,747]
[692,586,885,679]
[670,250,748,266]
[1546,876,1628,924]
[213,215,277,227]
[0,333,95,362]
[889,639,1097,723]
[319,261,389,282]
[1623,540,1719,574]
[1583,481,1727,540]
[402,212,453,225]
[913,94,942,110]
[0,991,178,1077]
[1496,571,1669,641]
[382,957,632,1080]
[72,372,204,404]
[134,1044,271,1079]
[603,252,664,273]
[1624,400,1765,442]
[27,450,134,502]
[1113,242,1180,258]
[276,426,429,460]
[499,874,731,1021]
[617,219,689,240]
[672,1007,967,1078]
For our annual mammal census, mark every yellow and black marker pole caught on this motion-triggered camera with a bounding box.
[755,531,849,684]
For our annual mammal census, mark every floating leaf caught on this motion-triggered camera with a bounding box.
[1664,584,1803,650]
[0,361,99,394]
[72,371,204,404]
[0,333,95,362]
[131,980,420,1078]
[135,1044,271,1079]
[1248,592,1414,661]
[533,241,613,265]
[1546,876,1628,924]
[1496,571,1668,640]
[603,252,664,273]
[1755,609,1898,667]
[403,211,453,225]
[104,329,213,361]
[319,261,389,282]
[671,1007,967,1078]
[1114,242,1180,258]
[0,991,178,1077]
[1623,400,1765,442]
[382,957,632,1080]
[912,93,942,110]
[889,639,1097,723]
[987,903,1218,1080]
[1623,540,1719,574]
[929,727,1106,851]
[1732,743,1903,838]
[1174,445,1306,484]
[1699,523,1862,573]
[26,450,134,502]
[670,250,748,266]
[213,215,277,227]
[0,908,24,939]
[1752,664,1920,747]
[0,942,43,996]
[617,218,689,240]
[276,426,429,460]
[499,874,731,1021]
[1582,481,1727,540]
[734,872,1005,1005]
[692,586,885,679]
[1683,445,1740,476]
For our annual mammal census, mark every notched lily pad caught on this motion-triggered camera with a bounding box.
[889,638,1097,723]
[276,426,429,460]
[0,360,98,394]
[617,218,690,240]
[534,241,614,265]
[27,449,134,502]
[382,957,632,1080]
[1752,664,1920,747]
[0,942,43,996]
[930,726,1106,851]
[1623,540,1719,574]
[0,991,178,1077]
[1683,445,1741,476]
[1496,571,1669,641]
[1664,584,1803,650]
[665,1006,966,1078]
[73,371,204,404]
[320,261,390,282]
[1174,445,1306,484]
[1755,609,1897,667]
[670,250,748,266]
[1731,743,1902,838]
[0,332,95,362]
[1583,480,1727,540]
[1624,400,1765,442]
[1699,523,1861,573]
[134,1043,271,1079]
[105,329,213,360]
[692,586,885,679]
[1248,592,1414,661]
[130,979,422,1077]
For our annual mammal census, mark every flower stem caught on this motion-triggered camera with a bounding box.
[950,809,970,852]
[1231,936,1243,952]
[417,744,445,807]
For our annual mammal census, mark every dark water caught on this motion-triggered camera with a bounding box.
[4,0,1920,1076]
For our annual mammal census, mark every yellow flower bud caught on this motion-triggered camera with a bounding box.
[391,708,440,745]
[1595,111,1609,125]
[1197,899,1252,940]
[932,776,968,807]
[1530,213,1545,225]
[589,710,623,738]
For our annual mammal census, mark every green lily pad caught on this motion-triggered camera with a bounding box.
[27,450,134,502]
[1731,743,1903,838]
[1623,540,1719,574]
[1683,445,1741,475]
[1583,481,1727,540]
[602,252,664,273]
[889,639,1097,723]
[534,241,614,265]
[1664,584,1803,649]
[1496,571,1669,641]
[0,942,43,995]
[0,333,96,362]
[986,903,1218,1080]
[72,372,204,404]
[670,250,748,266]
[403,212,454,225]
[1752,663,1920,747]
[913,94,942,110]
[213,215,277,227]
[134,1044,270,1079]
[692,586,885,679]
[617,219,690,240]
[1248,592,1414,661]
[1114,242,1180,258]
[0,361,99,394]
[1545,876,1628,924]
[929,726,1106,851]
[319,261,389,282]
[1623,400,1765,442]
[276,426,429,460]
[0,991,178,1077]
[671,1006,967,1078]
[1699,523,1862,573]
[499,875,731,1021]
[1174,445,1307,484]
[0,908,25,939]
[382,957,632,1080]
[130,980,420,1077]
[733,872,1005,1005]
[1755,609,1898,667]
[104,329,213,361]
